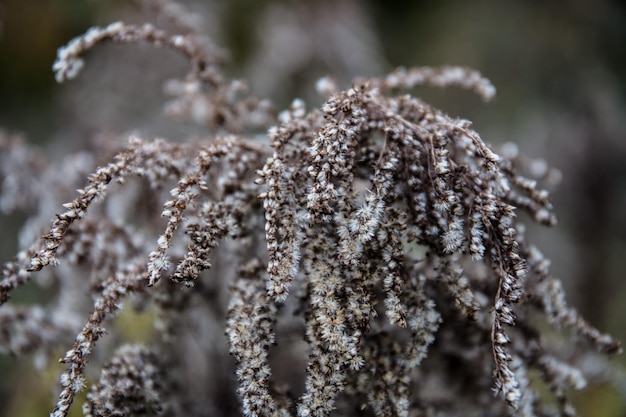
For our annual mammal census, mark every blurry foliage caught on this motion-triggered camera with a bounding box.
[0,0,99,141]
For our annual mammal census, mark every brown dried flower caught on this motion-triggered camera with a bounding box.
[0,2,621,417]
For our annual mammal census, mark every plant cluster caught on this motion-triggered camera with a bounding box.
[0,2,621,417]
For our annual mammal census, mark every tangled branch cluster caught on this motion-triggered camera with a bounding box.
[0,2,621,417]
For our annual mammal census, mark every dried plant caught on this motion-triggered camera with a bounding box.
[0,2,622,417]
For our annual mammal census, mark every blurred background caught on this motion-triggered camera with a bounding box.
[1,0,625,416]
